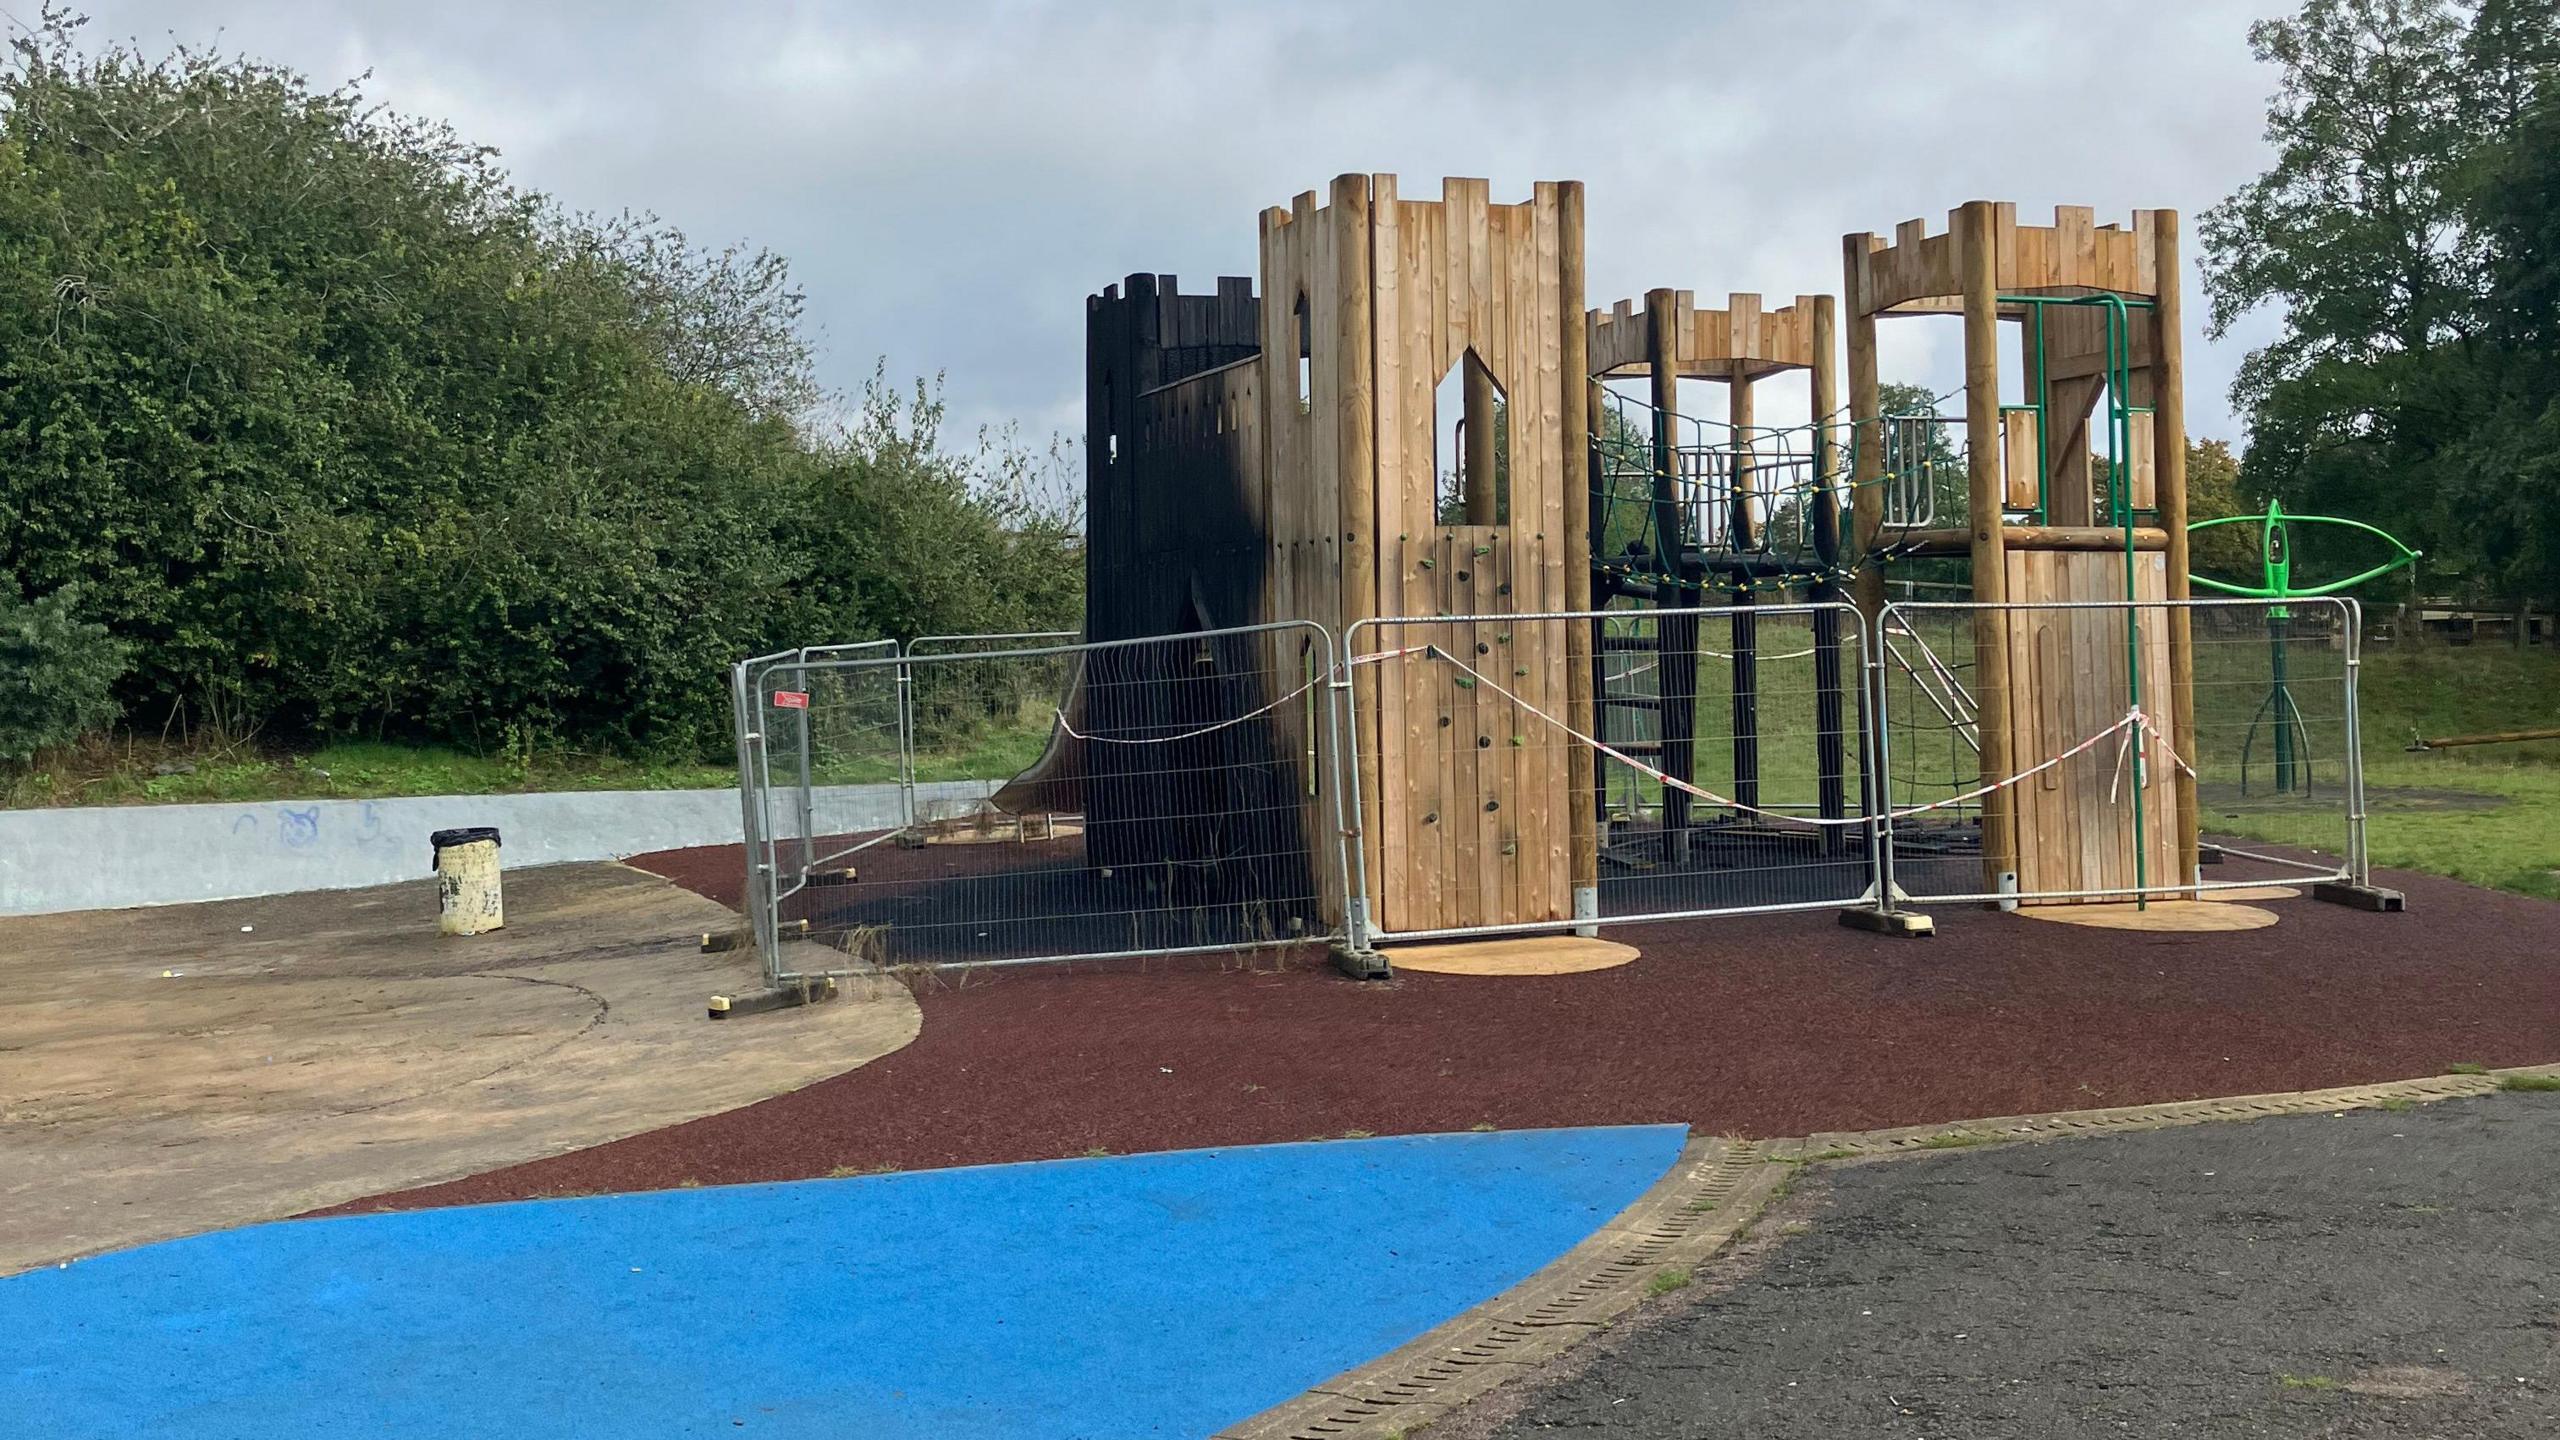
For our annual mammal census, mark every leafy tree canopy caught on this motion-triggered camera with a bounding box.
[0,9,1080,759]
[2203,0,2560,608]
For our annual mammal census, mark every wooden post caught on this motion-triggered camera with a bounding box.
[1558,182,1598,926]
[1727,367,1757,550]
[1808,294,1848,846]
[1841,241,1888,873]
[1462,355,1499,524]
[1810,296,1841,566]
[1726,365,1759,810]
[1645,288,1698,858]
[1842,237,1886,623]
[1644,289,1685,572]
[1958,200,2018,890]
[1331,174,1378,930]
[2150,208,2199,885]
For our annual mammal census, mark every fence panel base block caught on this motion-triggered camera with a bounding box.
[1839,906,1936,937]
[2312,880,2406,913]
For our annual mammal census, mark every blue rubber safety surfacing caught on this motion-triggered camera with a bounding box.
[4,1125,1685,1440]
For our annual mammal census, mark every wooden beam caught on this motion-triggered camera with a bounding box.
[2150,208,2198,884]
[1331,174,1378,932]
[1890,525,2172,555]
[1643,286,1697,849]
[1809,294,1841,567]
[1643,288,1684,570]
[1728,369,1756,551]
[2040,373,2104,526]
[1462,352,1498,524]
[2410,726,2560,750]
[1959,200,2018,889]
[1558,182,1597,910]
[1842,235,1885,622]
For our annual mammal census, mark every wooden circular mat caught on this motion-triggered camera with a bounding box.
[1384,936,1641,976]
[2021,900,2281,932]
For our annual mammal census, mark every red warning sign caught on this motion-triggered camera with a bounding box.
[771,690,809,709]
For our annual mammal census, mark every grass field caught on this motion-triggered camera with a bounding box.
[2214,642,2560,900]
[7,638,2551,906]
[1590,625,2558,902]
[1,738,743,810]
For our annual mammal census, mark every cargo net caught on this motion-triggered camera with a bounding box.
[776,627,1335,971]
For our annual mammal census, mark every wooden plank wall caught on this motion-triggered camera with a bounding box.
[1847,202,2190,899]
[1084,273,1263,644]
[1362,178,1572,933]
[2000,549,2181,900]
[1851,205,2167,317]
[1248,177,1583,934]
[1082,274,1343,916]
[1587,292,1822,379]
[1257,192,1359,923]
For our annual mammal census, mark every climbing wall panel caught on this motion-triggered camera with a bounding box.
[1363,179,1573,934]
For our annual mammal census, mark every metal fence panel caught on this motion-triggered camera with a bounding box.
[742,622,1346,979]
[1341,601,1878,945]
[734,641,900,982]
[1875,597,2359,906]
[899,632,1078,837]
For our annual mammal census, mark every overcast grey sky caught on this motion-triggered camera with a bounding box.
[67,1,2289,453]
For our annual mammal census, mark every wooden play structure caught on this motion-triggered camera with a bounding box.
[1844,202,2199,897]
[1583,290,1857,864]
[1084,177,1592,937]
[1079,178,2206,948]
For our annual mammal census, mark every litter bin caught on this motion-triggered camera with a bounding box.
[431,826,504,935]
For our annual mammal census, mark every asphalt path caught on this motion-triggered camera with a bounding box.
[1480,1093,2560,1439]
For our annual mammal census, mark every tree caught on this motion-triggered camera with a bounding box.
[2438,72,2560,608]
[2183,440,2265,583]
[2202,0,2476,402]
[2202,0,2560,609]
[0,10,1081,761]
[587,217,827,424]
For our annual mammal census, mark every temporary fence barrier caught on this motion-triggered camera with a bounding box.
[737,622,1348,982]
[732,640,902,981]
[1873,596,2365,906]
[898,632,1081,835]
[733,595,2383,983]
[1338,600,1878,946]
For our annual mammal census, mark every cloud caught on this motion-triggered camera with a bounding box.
[72,0,2288,449]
